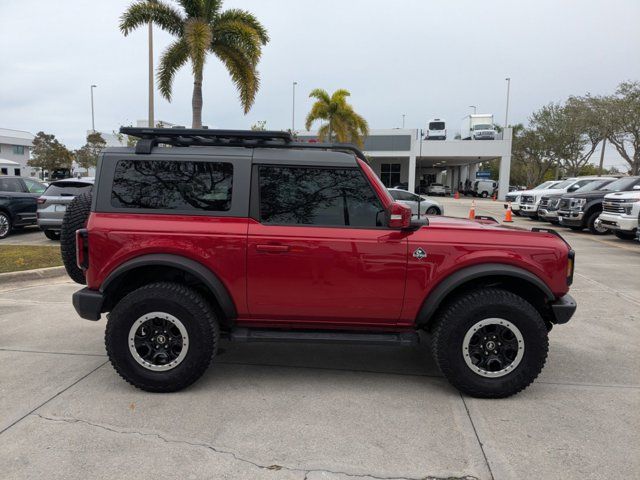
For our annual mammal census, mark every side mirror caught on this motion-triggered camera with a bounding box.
[568,185,579,192]
[387,202,412,229]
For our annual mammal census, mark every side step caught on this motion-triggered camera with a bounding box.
[229,328,420,347]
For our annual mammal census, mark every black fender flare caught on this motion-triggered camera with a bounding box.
[416,263,554,326]
[101,254,237,320]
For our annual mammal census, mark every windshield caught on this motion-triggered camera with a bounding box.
[601,177,640,192]
[473,124,492,130]
[575,179,613,193]
[552,179,575,189]
[534,181,557,190]
[429,122,445,130]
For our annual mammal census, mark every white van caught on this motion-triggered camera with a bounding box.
[426,119,446,140]
[473,180,498,198]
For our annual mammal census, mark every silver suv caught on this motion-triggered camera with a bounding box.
[37,178,93,240]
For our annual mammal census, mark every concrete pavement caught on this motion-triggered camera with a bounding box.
[0,200,638,480]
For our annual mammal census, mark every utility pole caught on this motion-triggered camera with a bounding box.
[292,81,297,132]
[402,114,406,128]
[469,105,477,114]
[598,138,607,176]
[504,77,511,130]
[148,22,155,128]
[90,85,97,132]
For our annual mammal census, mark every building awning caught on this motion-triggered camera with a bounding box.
[0,158,21,166]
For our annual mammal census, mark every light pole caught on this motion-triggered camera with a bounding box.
[402,114,406,128]
[292,81,297,132]
[90,85,97,132]
[148,22,155,128]
[468,105,477,114]
[504,77,511,129]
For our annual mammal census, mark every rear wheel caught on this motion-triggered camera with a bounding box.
[481,191,489,198]
[0,212,11,239]
[105,282,219,392]
[60,192,92,284]
[614,231,636,240]
[431,287,548,398]
[43,230,60,241]
[587,211,608,235]
[426,206,440,215]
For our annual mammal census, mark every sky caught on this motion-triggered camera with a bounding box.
[1,0,639,169]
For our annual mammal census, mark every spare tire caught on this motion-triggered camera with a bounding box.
[60,192,92,284]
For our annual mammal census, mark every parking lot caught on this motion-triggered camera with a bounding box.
[0,197,638,480]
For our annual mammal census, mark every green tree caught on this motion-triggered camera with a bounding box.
[75,132,107,170]
[251,120,266,131]
[28,132,74,173]
[304,88,369,147]
[120,0,269,128]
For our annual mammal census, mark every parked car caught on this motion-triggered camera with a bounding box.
[37,178,94,240]
[519,177,615,219]
[539,178,616,226]
[427,183,447,196]
[425,118,446,140]
[388,188,443,216]
[595,188,640,240]
[0,176,47,239]
[557,177,639,234]
[67,127,576,398]
[473,180,498,198]
[504,181,561,217]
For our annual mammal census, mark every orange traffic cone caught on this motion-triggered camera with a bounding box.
[454,191,460,200]
[504,202,514,223]
[468,200,476,220]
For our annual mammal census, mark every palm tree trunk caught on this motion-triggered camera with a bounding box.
[192,69,203,128]
[327,120,333,143]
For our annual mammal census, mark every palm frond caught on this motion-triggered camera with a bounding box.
[211,20,263,65]
[157,39,190,100]
[177,0,202,18]
[215,9,269,44]
[211,44,259,113]
[203,0,223,21]
[120,0,184,36]
[305,102,329,130]
[308,88,331,105]
[184,18,213,76]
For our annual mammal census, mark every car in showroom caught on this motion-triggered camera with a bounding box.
[539,178,616,227]
[65,127,576,399]
[0,175,47,239]
[388,188,443,216]
[37,177,94,240]
[557,176,639,234]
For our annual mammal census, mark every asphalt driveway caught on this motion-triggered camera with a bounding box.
[0,198,638,480]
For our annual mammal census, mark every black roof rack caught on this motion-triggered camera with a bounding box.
[119,127,368,162]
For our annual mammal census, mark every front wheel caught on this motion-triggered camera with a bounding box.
[614,231,636,240]
[431,288,548,398]
[587,211,608,235]
[426,206,440,215]
[105,282,219,392]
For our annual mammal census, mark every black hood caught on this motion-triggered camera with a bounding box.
[563,190,610,200]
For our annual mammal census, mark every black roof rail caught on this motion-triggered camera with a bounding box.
[118,127,368,162]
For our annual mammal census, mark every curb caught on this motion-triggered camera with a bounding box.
[0,266,67,284]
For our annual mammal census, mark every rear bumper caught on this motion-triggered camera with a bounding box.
[550,294,577,324]
[72,287,104,321]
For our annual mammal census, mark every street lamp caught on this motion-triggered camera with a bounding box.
[402,114,406,128]
[90,85,97,132]
[504,77,511,130]
[468,105,477,114]
[292,81,297,132]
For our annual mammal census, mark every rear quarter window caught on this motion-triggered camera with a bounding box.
[110,159,233,211]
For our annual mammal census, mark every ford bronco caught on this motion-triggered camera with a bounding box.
[64,128,576,398]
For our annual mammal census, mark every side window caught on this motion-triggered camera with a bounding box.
[0,178,24,192]
[111,159,233,211]
[258,166,383,227]
[395,190,415,201]
[24,179,46,194]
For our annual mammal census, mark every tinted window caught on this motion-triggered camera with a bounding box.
[259,166,383,227]
[392,190,416,201]
[111,160,233,211]
[44,181,92,197]
[429,122,445,130]
[0,177,23,192]
[602,177,640,192]
[380,163,401,187]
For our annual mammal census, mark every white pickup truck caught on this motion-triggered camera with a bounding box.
[596,190,640,240]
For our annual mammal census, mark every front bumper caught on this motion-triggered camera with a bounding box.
[596,213,638,232]
[538,209,558,221]
[519,205,539,217]
[557,210,584,227]
[550,294,577,324]
[72,288,104,321]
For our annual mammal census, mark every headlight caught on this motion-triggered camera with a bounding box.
[572,198,587,210]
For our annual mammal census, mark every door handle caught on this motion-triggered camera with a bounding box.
[256,244,290,253]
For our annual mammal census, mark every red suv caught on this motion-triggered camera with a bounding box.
[64,128,576,398]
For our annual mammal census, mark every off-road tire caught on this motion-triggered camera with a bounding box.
[614,231,636,240]
[44,230,60,241]
[60,192,92,284]
[587,211,608,235]
[431,287,548,398]
[0,211,11,239]
[105,282,219,392]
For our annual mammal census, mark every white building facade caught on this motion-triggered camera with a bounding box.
[297,128,513,199]
[0,128,36,177]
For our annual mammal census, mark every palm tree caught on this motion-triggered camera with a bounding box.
[120,0,269,128]
[304,89,369,147]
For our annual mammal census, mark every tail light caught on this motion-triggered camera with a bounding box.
[37,198,45,204]
[76,229,89,270]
